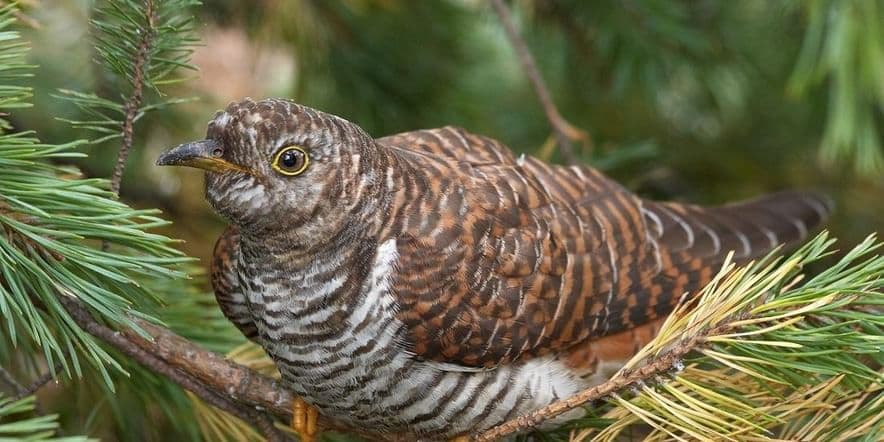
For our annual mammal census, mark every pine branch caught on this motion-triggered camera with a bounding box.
[0,367,26,397]
[13,362,64,401]
[55,295,378,441]
[26,2,315,439]
[187,344,279,442]
[0,3,190,385]
[0,4,273,439]
[57,296,296,442]
[473,323,732,441]
[490,0,588,165]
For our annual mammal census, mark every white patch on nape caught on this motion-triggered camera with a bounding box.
[213,112,232,128]
[245,127,258,146]
[244,112,264,124]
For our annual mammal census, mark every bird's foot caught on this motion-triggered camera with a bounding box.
[291,396,319,442]
[448,436,470,442]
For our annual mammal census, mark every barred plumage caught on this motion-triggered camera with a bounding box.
[160,98,831,440]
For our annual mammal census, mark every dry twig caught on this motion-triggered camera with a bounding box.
[13,361,64,401]
[0,366,26,397]
[490,0,589,165]
[109,0,155,196]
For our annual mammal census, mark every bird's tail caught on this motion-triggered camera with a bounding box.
[566,191,833,380]
[625,191,832,332]
[644,191,833,262]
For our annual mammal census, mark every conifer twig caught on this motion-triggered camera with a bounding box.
[109,0,155,196]
[490,0,588,165]
[0,367,26,397]
[13,361,64,401]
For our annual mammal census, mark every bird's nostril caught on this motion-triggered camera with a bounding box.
[212,148,224,157]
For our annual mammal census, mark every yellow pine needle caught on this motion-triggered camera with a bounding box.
[701,351,787,385]
[678,376,779,424]
[704,337,803,348]
[187,391,263,442]
[661,382,763,434]
[833,393,884,441]
[640,385,737,440]
[711,316,804,339]
[610,394,689,442]
[736,293,838,326]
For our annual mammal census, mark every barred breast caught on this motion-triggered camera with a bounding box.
[236,235,583,439]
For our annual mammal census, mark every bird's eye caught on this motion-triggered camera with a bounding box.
[271,146,309,176]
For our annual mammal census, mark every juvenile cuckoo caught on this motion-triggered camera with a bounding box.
[157,98,831,441]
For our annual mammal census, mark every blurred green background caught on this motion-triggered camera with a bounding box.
[6,0,883,439]
[20,0,884,267]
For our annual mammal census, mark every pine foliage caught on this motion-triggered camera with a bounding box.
[1,2,241,440]
[0,1,882,441]
[0,2,187,385]
[58,0,200,143]
[788,0,884,176]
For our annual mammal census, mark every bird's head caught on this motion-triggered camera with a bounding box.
[157,98,377,237]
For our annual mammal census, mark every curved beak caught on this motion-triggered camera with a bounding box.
[156,139,251,175]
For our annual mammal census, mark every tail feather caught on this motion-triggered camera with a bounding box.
[618,191,833,333]
[567,192,832,377]
[647,191,833,261]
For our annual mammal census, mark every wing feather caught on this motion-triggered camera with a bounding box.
[377,128,830,368]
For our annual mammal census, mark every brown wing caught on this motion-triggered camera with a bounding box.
[378,127,831,368]
[377,126,518,165]
[211,226,260,342]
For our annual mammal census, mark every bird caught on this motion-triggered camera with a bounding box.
[156,98,831,441]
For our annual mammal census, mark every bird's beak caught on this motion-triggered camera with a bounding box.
[156,139,251,175]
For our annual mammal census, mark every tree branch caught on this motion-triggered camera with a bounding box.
[0,366,26,397]
[57,296,296,442]
[490,0,589,165]
[109,0,155,196]
[472,324,729,441]
[56,295,377,441]
[0,363,61,427]
[13,361,63,401]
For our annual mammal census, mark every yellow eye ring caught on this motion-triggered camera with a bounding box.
[271,146,310,176]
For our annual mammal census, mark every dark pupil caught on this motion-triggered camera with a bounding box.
[282,150,301,169]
